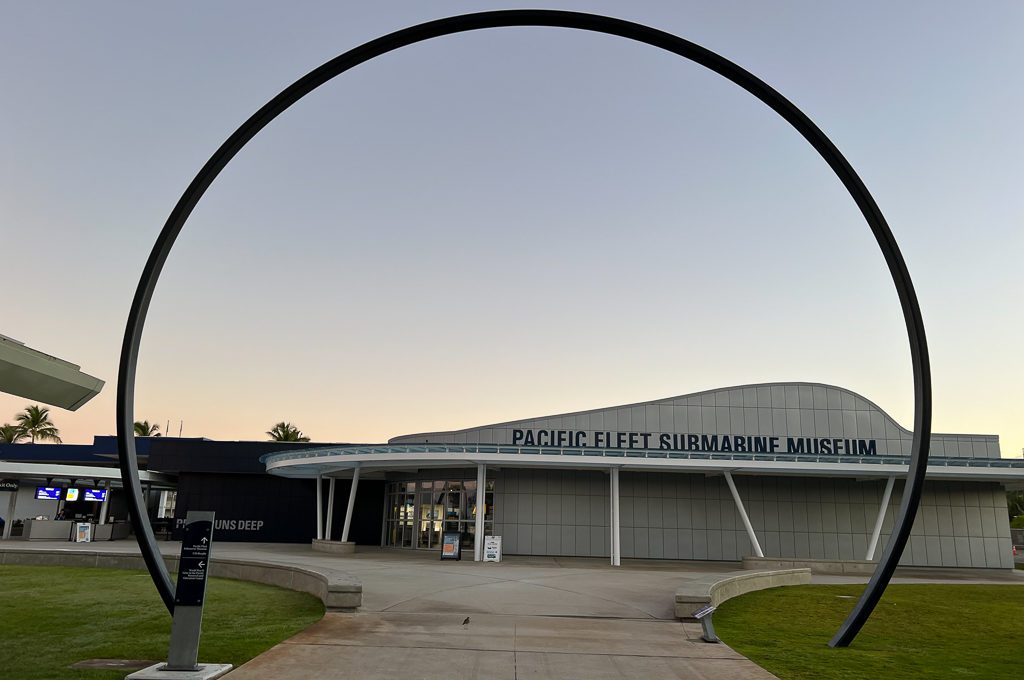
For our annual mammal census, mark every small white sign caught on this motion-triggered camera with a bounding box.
[483,535,502,562]
[75,522,92,543]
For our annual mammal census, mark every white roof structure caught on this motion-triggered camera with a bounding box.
[0,460,175,487]
[0,334,104,410]
[264,383,1024,486]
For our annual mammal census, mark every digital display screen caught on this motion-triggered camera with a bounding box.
[83,489,107,502]
[35,487,62,500]
[65,488,80,502]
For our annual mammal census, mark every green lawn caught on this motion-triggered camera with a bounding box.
[715,584,1024,680]
[0,565,324,680]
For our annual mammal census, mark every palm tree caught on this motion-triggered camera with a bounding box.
[266,422,310,442]
[0,424,28,443]
[14,405,62,443]
[134,420,161,437]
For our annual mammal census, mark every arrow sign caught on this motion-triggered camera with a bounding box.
[174,516,214,608]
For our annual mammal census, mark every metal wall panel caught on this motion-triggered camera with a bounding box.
[492,469,1013,568]
[390,383,1001,459]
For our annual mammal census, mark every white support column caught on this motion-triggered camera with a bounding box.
[341,466,360,543]
[325,477,337,541]
[866,475,896,561]
[610,467,621,566]
[3,487,17,539]
[379,489,390,547]
[724,471,764,558]
[98,480,110,525]
[315,474,324,541]
[609,470,614,564]
[474,463,486,561]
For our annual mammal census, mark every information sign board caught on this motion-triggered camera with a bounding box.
[65,488,80,501]
[35,487,61,500]
[483,535,502,562]
[75,522,92,543]
[0,479,18,491]
[83,488,107,502]
[440,531,462,560]
[174,517,214,607]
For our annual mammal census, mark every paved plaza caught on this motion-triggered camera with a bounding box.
[3,541,1022,679]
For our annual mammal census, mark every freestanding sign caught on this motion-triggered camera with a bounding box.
[74,522,92,543]
[128,510,232,679]
[483,535,502,563]
[440,531,462,561]
[174,516,213,608]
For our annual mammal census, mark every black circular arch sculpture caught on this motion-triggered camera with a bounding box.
[116,9,931,647]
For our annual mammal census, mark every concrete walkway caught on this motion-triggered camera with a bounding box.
[2,541,779,678]
[257,546,742,619]
[3,540,1021,679]
[228,612,776,680]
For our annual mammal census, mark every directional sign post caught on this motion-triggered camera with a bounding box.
[168,510,215,670]
[128,511,231,679]
[167,511,231,676]
[174,515,213,611]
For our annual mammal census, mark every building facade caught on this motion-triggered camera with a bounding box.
[3,382,1019,570]
[265,383,1022,569]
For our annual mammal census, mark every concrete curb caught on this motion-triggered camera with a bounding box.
[674,568,811,620]
[0,548,361,611]
[311,540,356,554]
[742,556,877,575]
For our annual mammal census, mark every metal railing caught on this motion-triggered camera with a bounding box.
[262,444,1024,469]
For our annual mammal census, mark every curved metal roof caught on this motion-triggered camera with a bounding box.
[262,443,1024,484]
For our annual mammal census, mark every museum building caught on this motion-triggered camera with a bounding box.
[2,382,1021,570]
[262,382,1023,569]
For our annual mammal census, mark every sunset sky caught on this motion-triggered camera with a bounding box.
[1,1,1021,457]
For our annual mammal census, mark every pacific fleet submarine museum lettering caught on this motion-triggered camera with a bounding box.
[258,382,1023,570]
[512,428,878,457]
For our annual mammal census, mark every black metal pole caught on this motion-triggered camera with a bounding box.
[116,11,931,644]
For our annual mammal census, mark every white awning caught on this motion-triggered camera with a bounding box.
[263,444,1024,487]
[0,334,104,411]
[0,461,175,487]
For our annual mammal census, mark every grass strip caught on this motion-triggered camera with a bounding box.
[715,583,1023,679]
[0,565,323,680]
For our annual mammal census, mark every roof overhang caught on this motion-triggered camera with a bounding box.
[0,335,104,410]
[0,461,175,487]
[262,444,1024,485]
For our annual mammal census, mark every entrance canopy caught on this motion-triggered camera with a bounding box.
[0,461,175,488]
[0,334,104,410]
[263,443,1024,485]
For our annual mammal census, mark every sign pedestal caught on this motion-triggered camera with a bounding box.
[127,511,232,680]
[126,664,233,680]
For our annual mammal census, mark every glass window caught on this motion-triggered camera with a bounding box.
[384,475,495,550]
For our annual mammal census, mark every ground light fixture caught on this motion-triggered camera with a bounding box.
[115,10,932,648]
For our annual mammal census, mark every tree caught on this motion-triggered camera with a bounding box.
[266,422,310,442]
[134,420,161,437]
[1008,490,1024,520]
[14,405,61,443]
[0,424,28,443]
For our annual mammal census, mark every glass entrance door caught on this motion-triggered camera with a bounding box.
[385,478,494,550]
[417,481,444,549]
[385,482,416,548]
